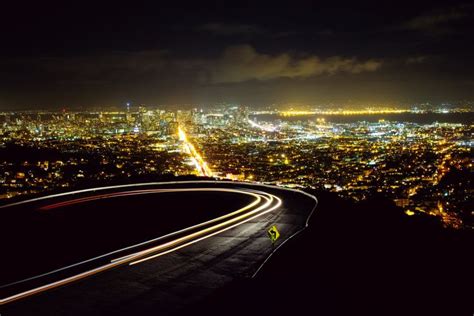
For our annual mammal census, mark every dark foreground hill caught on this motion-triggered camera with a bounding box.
[190,190,473,316]
[2,177,471,315]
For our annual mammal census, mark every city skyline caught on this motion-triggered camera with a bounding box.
[1,106,472,229]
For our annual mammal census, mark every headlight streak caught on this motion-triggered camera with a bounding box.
[1,188,262,289]
[0,186,282,305]
[128,192,282,265]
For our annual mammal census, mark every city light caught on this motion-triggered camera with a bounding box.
[178,126,214,177]
[0,106,472,229]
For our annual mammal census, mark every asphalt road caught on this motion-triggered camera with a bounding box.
[1,181,317,315]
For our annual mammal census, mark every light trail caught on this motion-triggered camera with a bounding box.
[178,126,214,177]
[0,186,282,305]
[127,191,281,265]
[247,119,278,132]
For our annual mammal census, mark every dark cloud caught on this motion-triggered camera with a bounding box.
[2,45,381,87]
[1,50,169,86]
[1,1,473,108]
[198,23,266,36]
[403,7,468,33]
[197,45,382,84]
[52,50,168,76]
[406,56,428,64]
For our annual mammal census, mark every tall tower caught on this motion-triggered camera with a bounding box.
[125,102,133,124]
[138,105,148,131]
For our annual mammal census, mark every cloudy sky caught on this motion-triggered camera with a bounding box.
[1,1,474,109]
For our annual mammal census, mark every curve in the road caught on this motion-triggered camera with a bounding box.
[0,185,282,305]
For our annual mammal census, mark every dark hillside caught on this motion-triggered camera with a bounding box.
[192,190,473,315]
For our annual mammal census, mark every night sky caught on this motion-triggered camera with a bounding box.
[1,1,474,109]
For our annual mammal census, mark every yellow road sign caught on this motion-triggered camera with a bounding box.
[267,225,280,243]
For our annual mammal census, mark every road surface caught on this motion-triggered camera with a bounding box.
[0,181,317,315]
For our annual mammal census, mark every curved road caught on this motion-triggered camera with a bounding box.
[1,181,317,315]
